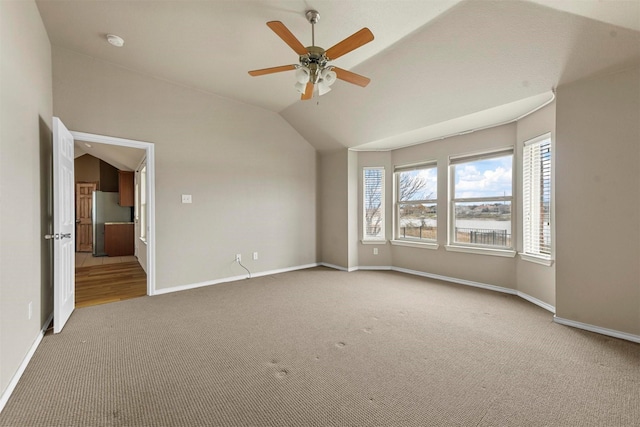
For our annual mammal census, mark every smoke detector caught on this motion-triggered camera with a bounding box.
[106,34,124,47]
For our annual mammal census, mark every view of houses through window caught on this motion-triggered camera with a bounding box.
[451,150,513,249]
[363,147,530,253]
[395,164,437,241]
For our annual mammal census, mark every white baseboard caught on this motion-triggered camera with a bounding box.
[0,313,53,414]
[517,291,556,313]
[346,265,557,314]
[318,262,353,272]
[553,316,640,344]
[152,263,320,295]
[390,266,517,296]
[357,265,393,271]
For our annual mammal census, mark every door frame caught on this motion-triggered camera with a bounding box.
[70,131,157,296]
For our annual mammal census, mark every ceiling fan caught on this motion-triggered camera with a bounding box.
[248,10,374,100]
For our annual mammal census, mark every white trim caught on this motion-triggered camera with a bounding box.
[319,262,358,272]
[391,239,439,250]
[445,245,517,258]
[70,131,156,297]
[361,239,387,245]
[337,265,558,314]
[357,265,393,271]
[391,267,517,295]
[0,313,53,413]
[517,291,555,313]
[553,316,640,344]
[152,263,320,295]
[524,132,552,147]
[519,253,554,266]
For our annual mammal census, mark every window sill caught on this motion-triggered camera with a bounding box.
[391,240,439,250]
[361,239,387,245]
[445,245,516,258]
[519,253,554,266]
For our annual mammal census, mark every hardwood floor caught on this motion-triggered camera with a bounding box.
[75,255,147,308]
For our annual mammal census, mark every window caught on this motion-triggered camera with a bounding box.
[395,163,438,242]
[523,134,551,259]
[450,149,513,249]
[363,167,385,241]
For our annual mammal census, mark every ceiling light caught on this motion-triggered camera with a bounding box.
[84,143,92,148]
[106,34,124,47]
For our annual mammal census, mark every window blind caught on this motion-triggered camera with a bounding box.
[523,136,551,256]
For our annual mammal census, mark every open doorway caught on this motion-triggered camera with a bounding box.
[70,131,156,307]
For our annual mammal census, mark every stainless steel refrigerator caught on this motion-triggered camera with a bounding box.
[92,191,132,256]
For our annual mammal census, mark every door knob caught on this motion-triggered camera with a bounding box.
[44,233,59,240]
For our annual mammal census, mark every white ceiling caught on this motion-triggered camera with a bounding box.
[37,0,640,152]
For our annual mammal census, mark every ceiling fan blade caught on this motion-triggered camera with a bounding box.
[333,67,371,87]
[301,82,314,100]
[325,28,374,60]
[248,64,297,76]
[267,21,308,56]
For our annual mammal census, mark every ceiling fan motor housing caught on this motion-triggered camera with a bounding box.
[300,46,329,83]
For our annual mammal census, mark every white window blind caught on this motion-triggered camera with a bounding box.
[363,167,385,240]
[523,135,551,257]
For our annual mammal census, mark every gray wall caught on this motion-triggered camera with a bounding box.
[52,47,317,291]
[318,150,349,268]
[355,105,557,302]
[556,66,640,335]
[0,0,53,399]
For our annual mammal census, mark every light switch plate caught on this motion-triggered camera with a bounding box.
[181,194,192,204]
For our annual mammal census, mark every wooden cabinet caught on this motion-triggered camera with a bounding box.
[118,171,134,206]
[104,223,134,256]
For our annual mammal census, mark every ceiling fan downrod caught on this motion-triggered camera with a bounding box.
[306,10,320,46]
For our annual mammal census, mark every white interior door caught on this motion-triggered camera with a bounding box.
[52,117,75,333]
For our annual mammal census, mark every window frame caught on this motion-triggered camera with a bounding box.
[362,167,385,242]
[448,148,515,255]
[139,163,147,243]
[522,133,553,264]
[392,161,438,248]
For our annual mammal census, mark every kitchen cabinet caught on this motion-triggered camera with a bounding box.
[104,222,134,256]
[118,171,134,206]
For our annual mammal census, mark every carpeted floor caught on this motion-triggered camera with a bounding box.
[1,267,639,426]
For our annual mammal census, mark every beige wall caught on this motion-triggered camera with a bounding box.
[347,151,359,270]
[355,108,557,305]
[318,150,349,268]
[555,66,640,335]
[0,0,53,398]
[52,47,317,290]
[389,125,519,289]
[74,154,100,185]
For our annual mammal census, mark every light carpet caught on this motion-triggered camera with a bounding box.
[1,267,639,426]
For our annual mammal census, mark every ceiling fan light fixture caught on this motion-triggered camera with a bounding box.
[321,68,337,86]
[295,66,310,84]
[317,81,332,96]
[294,81,307,94]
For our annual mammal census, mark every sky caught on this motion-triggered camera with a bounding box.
[454,155,512,199]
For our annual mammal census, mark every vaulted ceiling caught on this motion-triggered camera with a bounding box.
[37,0,640,152]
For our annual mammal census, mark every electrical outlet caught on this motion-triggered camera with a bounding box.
[235,254,241,262]
[28,302,32,320]
[253,252,258,261]
[373,248,379,255]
